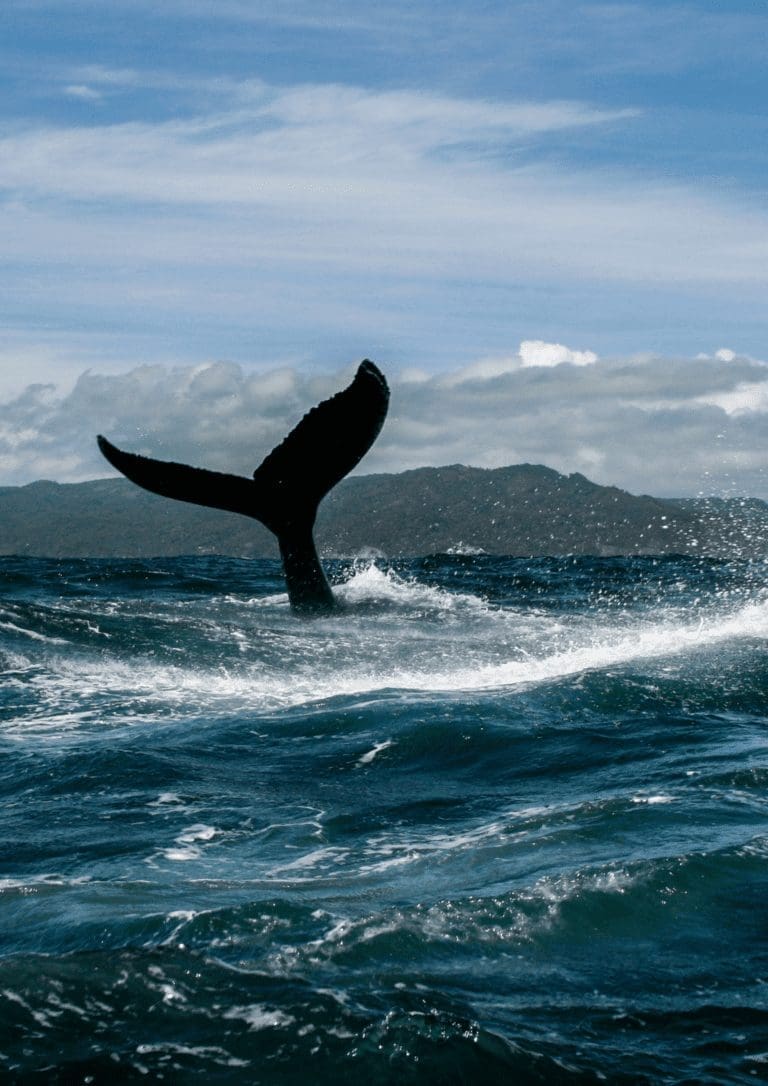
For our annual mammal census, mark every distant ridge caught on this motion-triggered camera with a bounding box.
[0,464,766,559]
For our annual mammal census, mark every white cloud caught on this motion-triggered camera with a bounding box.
[1,348,767,498]
[442,340,599,385]
[0,83,633,209]
[2,73,768,390]
[518,340,598,367]
[63,83,102,101]
[696,381,768,416]
[0,76,764,293]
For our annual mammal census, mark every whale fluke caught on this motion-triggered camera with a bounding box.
[97,360,389,614]
[251,358,389,534]
[96,436,255,517]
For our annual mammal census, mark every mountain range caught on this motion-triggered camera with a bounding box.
[1,464,766,559]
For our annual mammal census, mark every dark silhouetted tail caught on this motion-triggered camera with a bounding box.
[251,359,389,531]
[96,360,390,612]
[96,436,256,518]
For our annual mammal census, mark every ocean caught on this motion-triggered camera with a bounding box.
[1,554,767,1084]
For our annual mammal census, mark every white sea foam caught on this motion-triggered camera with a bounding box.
[116,596,768,706]
[445,543,487,556]
[2,988,57,1028]
[158,824,219,862]
[135,1042,249,1067]
[275,864,638,967]
[223,1004,295,1030]
[334,562,487,614]
[0,619,68,645]
[269,847,350,875]
[357,739,394,766]
[0,873,92,893]
[3,565,766,732]
[148,792,187,808]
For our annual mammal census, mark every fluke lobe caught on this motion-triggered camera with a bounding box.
[97,360,389,614]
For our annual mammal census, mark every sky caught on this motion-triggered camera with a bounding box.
[1,0,768,496]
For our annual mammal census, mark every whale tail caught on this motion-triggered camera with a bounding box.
[96,360,389,612]
[250,358,389,534]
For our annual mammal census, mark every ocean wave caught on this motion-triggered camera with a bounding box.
[1,555,766,1084]
[1,585,764,734]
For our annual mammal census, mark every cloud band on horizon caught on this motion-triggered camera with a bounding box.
[1,343,766,499]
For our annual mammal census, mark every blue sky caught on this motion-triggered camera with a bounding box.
[2,0,768,495]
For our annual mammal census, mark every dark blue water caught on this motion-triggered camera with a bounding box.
[1,555,767,1084]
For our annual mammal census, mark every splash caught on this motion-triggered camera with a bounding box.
[3,572,766,733]
[333,561,488,615]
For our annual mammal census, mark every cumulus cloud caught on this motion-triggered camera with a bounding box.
[1,344,767,498]
[442,340,599,385]
[518,340,598,367]
[696,381,768,416]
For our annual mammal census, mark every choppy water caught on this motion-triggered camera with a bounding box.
[1,554,767,1084]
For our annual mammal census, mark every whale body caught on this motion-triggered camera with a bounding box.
[97,360,389,614]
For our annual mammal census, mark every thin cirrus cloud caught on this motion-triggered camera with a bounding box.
[2,73,768,382]
[1,345,766,498]
[4,63,768,390]
[0,77,762,287]
[62,84,103,102]
[0,79,641,292]
[1,79,636,207]
[1,73,766,310]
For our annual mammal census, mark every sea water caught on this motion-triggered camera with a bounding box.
[0,554,767,1084]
